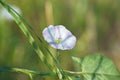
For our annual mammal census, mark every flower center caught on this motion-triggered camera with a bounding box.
[54,39,61,44]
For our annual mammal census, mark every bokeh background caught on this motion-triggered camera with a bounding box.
[0,0,120,80]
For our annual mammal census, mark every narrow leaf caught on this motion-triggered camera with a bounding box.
[0,0,53,70]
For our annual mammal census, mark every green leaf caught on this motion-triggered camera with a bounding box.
[0,67,56,77]
[72,54,120,80]
[0,1,70,79]
[0,0,54,71]
[71,76,81,80]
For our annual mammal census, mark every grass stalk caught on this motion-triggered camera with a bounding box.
[0,0,53,71]
[0,0,71,79]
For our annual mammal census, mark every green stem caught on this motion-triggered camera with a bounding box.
[64,70,120,76]
[0,67,56,77]
[57,49,60,62]
[0,1,70,79]
[1,67,120,79]
[54,49,71,80]
[0,0,53,71]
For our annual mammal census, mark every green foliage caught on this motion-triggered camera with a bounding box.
[0,0,53,70]
[0,67,56,77]
[72,54,120,80]
[0,0,120,80]
[0,0,71,80]
[71,76,81,80]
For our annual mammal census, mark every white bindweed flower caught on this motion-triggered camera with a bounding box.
[42,25,76,50]
[0,5,21,21]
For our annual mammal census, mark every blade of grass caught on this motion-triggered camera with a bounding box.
[0,0,53,71]
[0,67,56,77]
[0,1,71,79]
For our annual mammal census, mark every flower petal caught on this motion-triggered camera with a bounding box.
[55,25,73,41]
[0,5,21,21]
[61,35,76,50]
[42,25,55,43]
[42,25,76,50]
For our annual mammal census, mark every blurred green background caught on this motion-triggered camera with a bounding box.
[0,0,120,80]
